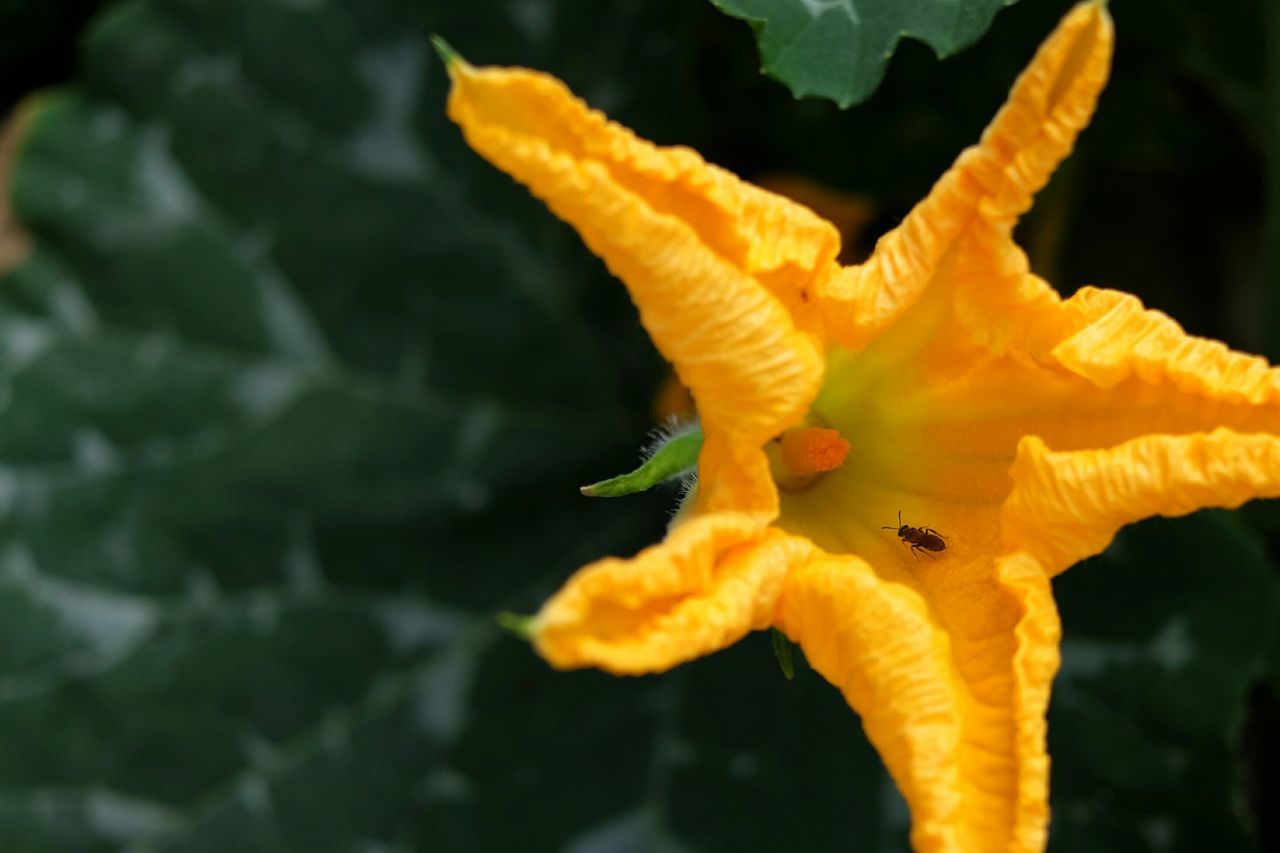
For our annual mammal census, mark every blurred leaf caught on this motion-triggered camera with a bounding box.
[707,0,1018,107]
[0,0,698,849]
[1049,512,1280,852]
[0,0,1275,850]
[443,632,911,853]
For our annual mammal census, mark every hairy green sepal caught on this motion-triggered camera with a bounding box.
[581,425,703,497]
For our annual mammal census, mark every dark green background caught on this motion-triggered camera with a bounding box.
[0,0,1276,850]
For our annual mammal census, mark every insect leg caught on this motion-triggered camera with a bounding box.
[922,528,948,539]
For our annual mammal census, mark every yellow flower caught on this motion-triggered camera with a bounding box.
[443,3,1280,851]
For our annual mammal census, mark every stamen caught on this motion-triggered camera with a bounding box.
[777,426,850,480]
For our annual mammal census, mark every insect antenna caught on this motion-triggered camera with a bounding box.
[880,509,904,530]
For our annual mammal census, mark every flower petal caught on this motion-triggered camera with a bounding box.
[534,513,814,674]
[444,60,830,448]
[819,1,1113,348]
[777,550,1059,853]
[803,273,1280,534]
[1047,287,1280,402]
[1003,429,1280,576]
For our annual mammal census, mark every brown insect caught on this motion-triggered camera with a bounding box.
[882,510,948,559]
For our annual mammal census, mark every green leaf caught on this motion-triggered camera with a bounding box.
[1049,512,1280,852]
[708,0,1020,107]
[581,424,702,497]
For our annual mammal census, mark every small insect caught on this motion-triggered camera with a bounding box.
[881,510,948,560]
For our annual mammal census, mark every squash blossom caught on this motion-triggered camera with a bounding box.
[443,3,1280,851]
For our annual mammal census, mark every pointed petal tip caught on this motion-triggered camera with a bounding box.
[444,55,832,457]
[430,35,466,72]
[815,0,1116,348]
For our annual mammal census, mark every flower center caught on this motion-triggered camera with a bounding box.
[767,424,851,492]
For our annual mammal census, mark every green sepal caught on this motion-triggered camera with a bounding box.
[770,628,795,680]
[430,35,463,67]
[496,611,535,641]
[580,424,702,498]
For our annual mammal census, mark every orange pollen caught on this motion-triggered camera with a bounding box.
[778,427,850,479]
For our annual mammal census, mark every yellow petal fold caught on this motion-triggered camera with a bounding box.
[1047,287,1280,402]
[818,1,1113,349]
[534,513,815,674]
[1003,429,1280,576]
[777,550,1061,853]
[444,61,830,437]
[445,59,834,513]
[776,556,964,851]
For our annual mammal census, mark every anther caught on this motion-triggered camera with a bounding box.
[780,427,850,477]
[767,425,850,492]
